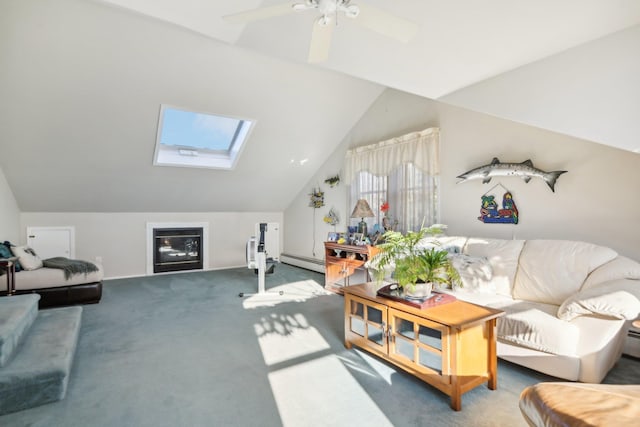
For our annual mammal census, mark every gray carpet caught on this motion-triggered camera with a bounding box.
[1,264,638,426]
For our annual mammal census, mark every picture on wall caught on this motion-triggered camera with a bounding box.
[478,186,519,224]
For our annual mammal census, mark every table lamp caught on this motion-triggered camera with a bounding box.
[350,199,375,238]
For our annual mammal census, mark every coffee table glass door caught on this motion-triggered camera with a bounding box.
[388,309,450,385]
[346,295,389,355]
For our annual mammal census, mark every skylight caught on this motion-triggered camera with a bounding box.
[153,105,254,170]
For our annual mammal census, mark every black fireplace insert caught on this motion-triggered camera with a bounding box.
[153,227,203,273]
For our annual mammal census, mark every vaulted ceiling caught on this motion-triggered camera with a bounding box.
[2,0,639,212]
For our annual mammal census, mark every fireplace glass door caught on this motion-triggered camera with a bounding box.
[153,228,203,273]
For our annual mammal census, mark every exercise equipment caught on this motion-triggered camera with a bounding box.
[240,223,281,297]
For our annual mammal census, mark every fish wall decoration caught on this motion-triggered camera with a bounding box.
[457,158,567,192]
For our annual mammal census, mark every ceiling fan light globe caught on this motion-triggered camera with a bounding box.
[292,3,308,11]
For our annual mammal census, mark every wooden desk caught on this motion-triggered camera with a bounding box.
[0,257,18,295]
[324,242,379,294]
[343,283,504,411]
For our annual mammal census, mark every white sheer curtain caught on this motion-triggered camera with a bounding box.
[345,128,440,233]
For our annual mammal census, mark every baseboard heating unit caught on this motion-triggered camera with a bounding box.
[280,253,324,274]
[624,327,640,358]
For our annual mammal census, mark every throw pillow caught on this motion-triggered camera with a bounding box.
[11,245,43,271]
[449,254,494,293]
[1,241,22,272]
[0,244,12,259]
[557,279,640,321]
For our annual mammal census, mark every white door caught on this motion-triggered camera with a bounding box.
[26,227,75,259]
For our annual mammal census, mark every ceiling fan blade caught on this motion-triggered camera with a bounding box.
[223,3,295,24]
[355,3,418,43]
[308,19,334,63]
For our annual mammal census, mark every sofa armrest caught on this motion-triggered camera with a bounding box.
[520,383,640,427]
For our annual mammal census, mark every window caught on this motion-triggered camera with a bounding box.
[345,128,440,233]
[153,105,255,170]
[351,165,439,234]
[350,171,387,225]
[387,163,439,232]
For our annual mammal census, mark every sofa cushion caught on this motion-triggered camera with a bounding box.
[512,240,618,305]
[449,254,494,293]
[11,246,43,271]
[581,256,640,290]
[464,238,525,296]
[434,236,468,254]
[488,300,579,356]
[558,279,640,321]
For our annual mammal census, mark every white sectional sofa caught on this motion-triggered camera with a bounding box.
[431,237,640,383]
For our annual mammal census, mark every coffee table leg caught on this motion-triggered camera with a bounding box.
[450,375,462,411]
[344,297,353,349]
[488,319,498,390]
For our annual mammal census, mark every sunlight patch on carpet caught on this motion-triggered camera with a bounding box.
[255,313,330,366]
[269,355,394,427]
[242,279,333,309]
[353,349,396,385]
[337,349,396,385]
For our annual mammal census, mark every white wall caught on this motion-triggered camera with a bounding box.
[283,89,438,260]
[285,88,640,262]
[20,212,282,278]
[440,24,640,153]
[0,166,20,243]
[438,102,640,260]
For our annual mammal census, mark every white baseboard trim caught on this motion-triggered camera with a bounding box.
[104,265,246,281]
[280,253,324,274]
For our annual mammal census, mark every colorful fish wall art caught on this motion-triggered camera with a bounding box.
[479,191,519,224]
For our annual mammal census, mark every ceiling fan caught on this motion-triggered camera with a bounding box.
[224,0,419,63]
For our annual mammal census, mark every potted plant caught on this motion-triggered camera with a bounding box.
[367,224,459,298]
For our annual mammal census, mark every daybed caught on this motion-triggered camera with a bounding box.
[1,244,103,308]
[428,237,640,383]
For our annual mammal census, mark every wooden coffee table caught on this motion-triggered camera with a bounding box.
[343,283,504,411]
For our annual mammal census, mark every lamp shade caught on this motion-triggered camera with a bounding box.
[351,199,375,219]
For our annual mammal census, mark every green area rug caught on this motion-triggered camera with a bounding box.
[1,264,638,426]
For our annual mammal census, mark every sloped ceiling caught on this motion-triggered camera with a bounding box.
[440,24,640,153]
[100,0,640,98]
[2,0,640,213]
[97,0,640,152]
[0,0,383,212]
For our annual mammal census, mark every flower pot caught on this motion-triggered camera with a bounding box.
[404,282,433,299]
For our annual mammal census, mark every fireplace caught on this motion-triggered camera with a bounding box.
[152,227,203,273]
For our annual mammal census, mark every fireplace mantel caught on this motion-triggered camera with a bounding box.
[146,222,209,275]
